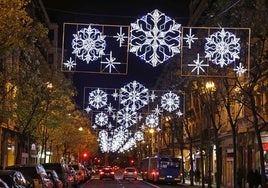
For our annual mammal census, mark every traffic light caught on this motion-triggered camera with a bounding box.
[81,151,89,161]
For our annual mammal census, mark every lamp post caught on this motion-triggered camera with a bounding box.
[149,128,155,155]
[205,81,216,188]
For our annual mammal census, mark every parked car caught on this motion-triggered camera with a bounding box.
[0,170,29,188]
[46,169,63,188]
[99,166,115,180]
[123,167,138,180]
[68,163,87,183]
[68,166,79,186]
[5,164,53,188]
[42,163,74,188]
[0,178,8,188]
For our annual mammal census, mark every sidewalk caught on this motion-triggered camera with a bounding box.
[178,179,230,188]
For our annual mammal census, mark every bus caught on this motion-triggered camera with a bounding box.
[140,155,183,184]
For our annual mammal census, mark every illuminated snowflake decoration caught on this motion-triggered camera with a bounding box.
[234,62,247,75]
[84,106,92,113]
[110,127,129,152]
[119,137,137,152]
[100,51,121,73]
[117,106,137,128]
[183,28,198,49]
[205,28,240,67]
[120,80,149,111]
[134,131,144,141]
[188,53,209,75]
[152,105,163,116]
[95,112,108,127]
[105,103,116,115]
[161,91,180,112]
[98,130,109,153]
[72,25,106,63]
[145,113,159,128]
[64,57,77,70]
[113,27,128,47]
[130,9,181,67]
[88,88,108,109]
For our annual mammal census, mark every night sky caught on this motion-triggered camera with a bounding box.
[42,0,190,108]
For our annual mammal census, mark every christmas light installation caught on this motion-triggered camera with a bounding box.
[183,28,198,49]
[84,81,185,153]
[160,91,180,112]
[62,23,129,74]
[130,9,181,67]
[181,27,250,77]
[64,57,77,70]
[116,106,137,128]
[120,80,149,111]
[88,88,108,109]
[95,112,108,127]
[100,51,121,73]
[72,25,106,63]
[205,28,240,68]
[145,113,159,128]
[188,53,209,75]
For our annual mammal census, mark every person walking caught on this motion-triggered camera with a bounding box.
[195,168,201,185]
[254,169,261,188]
[237,168,243,188]
[247,169,255,188]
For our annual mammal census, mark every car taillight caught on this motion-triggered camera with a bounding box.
[111,171,115,175]
[100,171,104,175]
[134,171,137,174]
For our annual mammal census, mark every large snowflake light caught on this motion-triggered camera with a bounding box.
[130,9,181,67]
[120,80,149,111]
[205,28,240,68]
[72,25,106,63]
[88,88,108,109]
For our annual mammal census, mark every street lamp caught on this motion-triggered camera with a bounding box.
[149,128,155,155]
[205,81,216,188]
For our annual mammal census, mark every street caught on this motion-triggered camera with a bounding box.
[80,170,192,188]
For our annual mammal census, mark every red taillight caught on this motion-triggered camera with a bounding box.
[100,171,104,175]
[111,171,115,175]
[134,171,137,174]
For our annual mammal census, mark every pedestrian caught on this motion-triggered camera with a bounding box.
[195,168,201,184]
[247,169,255,188]
[254,169,261,188]
[237,168,243,188]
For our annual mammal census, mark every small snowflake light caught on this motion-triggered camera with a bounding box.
[234,62,247,75]
[205,28,240,67]
[84,106,92,113]
[88,88,108,109]
[95,112,108,127]
[145,113,159,128]
[113,26,128,47]
[101,51,121,73]
[134,131,144,141]
[161,91,180,112]
[72,25,106,63]
[152,105,163,116]
[188,53,209,75]
[116,106,137,128]
[130,9,181,67]
[64,57,77,70]
[183,28,198,49]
